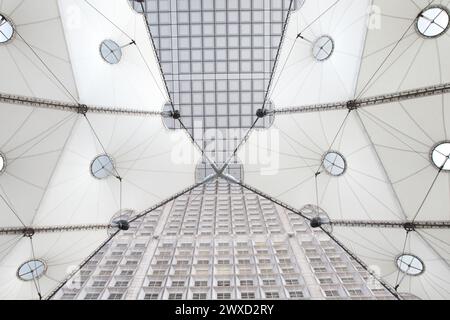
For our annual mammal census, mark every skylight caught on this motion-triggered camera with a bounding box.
[100,39,122,64]
[17,260,47,281]
[396,254,424,276]
[312,35,334,61]
[90,154,115,180]
[0,14,14,44]
[322,151,346,176]
[431,142,450,171]
[416,6,449,38]
[0,152,5,173]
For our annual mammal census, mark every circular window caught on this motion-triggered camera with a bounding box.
[312,35,334,61]
[100,39,122,64]
[322,151,346,176]
[396,254,425,276]
[0,14,14,44]
[416,6,449,38]
[17,259,47,281]
[0,152,5,174]
[90,154,115,180]
[431,142,450,171]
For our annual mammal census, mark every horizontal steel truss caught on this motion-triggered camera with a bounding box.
[0,92,162,117]
[273,82,450,115]
[0,224,111,236]
[330,220,450,230]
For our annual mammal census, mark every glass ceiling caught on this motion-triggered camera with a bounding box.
[131,0,296,163]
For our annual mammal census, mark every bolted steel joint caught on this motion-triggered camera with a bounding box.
[256,108,267,118]
[23,227,35,238]
[403,222,416,232]
[346,100,358,111]
[310,216,323,229]
[116,220,130,231]
[171,110,181,120]
[77,104,89,115]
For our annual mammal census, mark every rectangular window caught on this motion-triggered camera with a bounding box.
[193,293,207,300]
[148,281,162,287]
[217,280,231,287]
[265,292,279,299]
[84,293,99,300]
[240,280,254,286]
[168,293,183,300]
[285,279,299,285]
[144,293,159,300]
[324,290,339,297]
[241,292,255,299]
[319,278,333,284]
[217,293,231,299]
[61,293,76,300]
[263,279,276,286]
[92,281,106,287]
[172,281,185,287]
[289,291,304,298]
[107,293,123,300]
[195,281,208,287]
[348,289,363,296]
[115,281,129,287]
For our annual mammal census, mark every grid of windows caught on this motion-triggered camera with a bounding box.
[56,181,395,301]
[130,0,291,163]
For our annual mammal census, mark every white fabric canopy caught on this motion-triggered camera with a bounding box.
[0,0,449,301]
[0,0,199,300]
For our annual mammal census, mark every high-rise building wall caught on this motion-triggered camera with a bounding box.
[55,180,395,300]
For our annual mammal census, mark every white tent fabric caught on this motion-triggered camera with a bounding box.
[239,0,450,300]
[356,0,450,98]
[0,0,78,102]
[59,0,166,111]
[0,0,199,299]
[271,0,371,106]
[0,0,449,301]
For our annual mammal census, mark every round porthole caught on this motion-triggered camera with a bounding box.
[90,154,115,180]
[312,35,334,61]
[322,151,346,176]
[431,141,450,171]
[100,39,122,64]
[0,152,6,174]
[416,6,449,38]
[17,259,47,281]
[0,14,14,44]
[396,254,425,276]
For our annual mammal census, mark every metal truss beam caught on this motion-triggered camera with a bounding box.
[0,92,162,117]
[273,83,450,115]
[330,220,450,230]
[0,224,111,236]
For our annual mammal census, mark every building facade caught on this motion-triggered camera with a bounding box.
[55,179,395,300]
